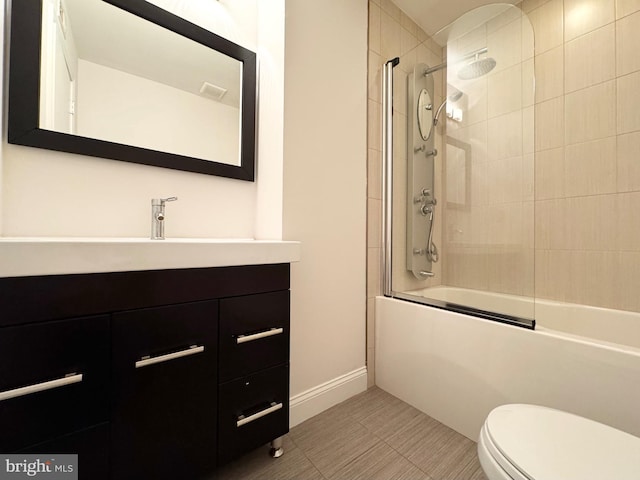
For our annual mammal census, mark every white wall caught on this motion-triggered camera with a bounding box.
[283,0,369,421]
[76,60,240,165]
[1,0,284,240]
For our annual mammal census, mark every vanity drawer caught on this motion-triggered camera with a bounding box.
[219,291,289,382]
[218,364,289,465]
[0,316,110,452]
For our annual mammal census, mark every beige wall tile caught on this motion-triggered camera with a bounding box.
[568,250,617,308]
[616,11,640,76]
[565,194,617,250]
[401,25,419,56]
[368,99,381,151]
[564,137,617,196]
[393,68,407,116]
[366,298,375,350]
[535,198,567,249]
[400,45,417,75]
[488,15,524,72]
[444,246,490,290]
[369,2,381,54]
[488,64,523,118]
[523,106,535,154]
[528,0,564,54]
[368,198,382,249]
[488,157,524,204]
[400,11,418,37]
[535,249,571,301]
[368,51,382,102]
[522,15,536,60]
[565,80,616,145]
[616,0,640,18]
[379,0,401,21]
[565,0,615,41]
[368,148,382,199]
[535,97,564,150]
[457,77,488,127]
[535,147,565,199]
[487,202,529,246]
[615,251,640,311]
[617,70,640,134]
[523,154,535,202]
[487,6,523,34]
[565,23,616,93]
[471,159,490,207]
[535,46,564,102]
[522,58,535,106]
[617,131,640,191]
[522,0,553,13]
[367,247,381,298]
[488,110,523,160]
[616,191,640,250]
[487,247,530,296]
[380,11,401,61]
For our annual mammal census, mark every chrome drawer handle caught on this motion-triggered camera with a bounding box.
[236,327,284,344]
[135,345,204,368]
[237,402,283,427]
[0,373,83,402]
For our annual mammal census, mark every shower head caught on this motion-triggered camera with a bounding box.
[457,56,496,80]
[448,90,463,102]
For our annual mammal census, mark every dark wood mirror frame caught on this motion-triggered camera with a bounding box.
[8,0,257,181]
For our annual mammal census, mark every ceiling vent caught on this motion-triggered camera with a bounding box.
[199,81,227,101]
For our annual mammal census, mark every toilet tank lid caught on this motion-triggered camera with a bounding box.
[486,404,640,480]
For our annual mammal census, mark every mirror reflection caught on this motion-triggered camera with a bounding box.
[40,0,243,166]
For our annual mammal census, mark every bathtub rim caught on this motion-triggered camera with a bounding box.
[392,290,535,330]
[385,293,640,358]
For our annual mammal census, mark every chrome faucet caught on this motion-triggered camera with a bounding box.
[151,197,177,240]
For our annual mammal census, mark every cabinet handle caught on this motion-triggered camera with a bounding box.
[237,402,283,427]
[236,327,284,344]
[135,345,204,369]
[0,373,83,402]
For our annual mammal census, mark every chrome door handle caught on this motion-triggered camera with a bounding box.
[237,402,283,427]
[236,327,284,344]
[135,345,204,368]
[0,373,82,401]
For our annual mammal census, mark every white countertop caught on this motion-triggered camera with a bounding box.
[0,237,301,277]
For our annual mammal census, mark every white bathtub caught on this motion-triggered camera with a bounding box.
[409,286,640,350]
[375,291,640,442]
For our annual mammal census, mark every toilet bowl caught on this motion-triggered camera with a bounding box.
[478,404,640,480]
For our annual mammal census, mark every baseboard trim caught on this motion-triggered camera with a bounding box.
[289,366,368,428]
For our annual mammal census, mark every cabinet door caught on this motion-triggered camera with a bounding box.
[219,291,289,382]
[0,315,109,452]
[21,423,109,480]
[111,300,218,480]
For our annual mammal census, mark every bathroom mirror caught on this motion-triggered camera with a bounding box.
[8,0,257,180]
[417,88,433,141]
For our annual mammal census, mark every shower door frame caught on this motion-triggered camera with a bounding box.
[380,56,535,330]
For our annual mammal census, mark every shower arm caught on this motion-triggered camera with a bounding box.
[433,100,448,126]
[424,47,488,75]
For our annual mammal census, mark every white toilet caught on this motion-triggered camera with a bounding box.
[478,404,640,480]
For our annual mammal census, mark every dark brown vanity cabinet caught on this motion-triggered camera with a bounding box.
[0,264,290,480]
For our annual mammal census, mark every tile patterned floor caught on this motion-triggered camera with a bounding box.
[215,387,488,480]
